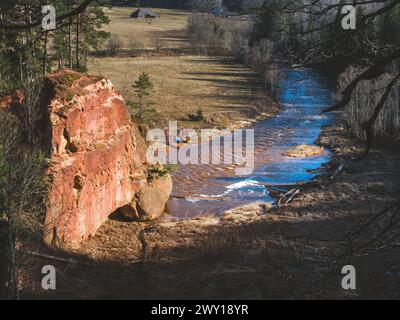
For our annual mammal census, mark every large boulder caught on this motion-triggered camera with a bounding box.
[120,175,173,221]
[2,70,172,247]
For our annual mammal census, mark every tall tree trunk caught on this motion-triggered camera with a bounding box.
[43,32,48,75]
[68,20,72,69]
[0,70,3,96]
[19,50,23,84]
[76,14,81,70]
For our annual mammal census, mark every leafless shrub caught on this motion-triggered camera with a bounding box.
[187,13,278,92]
[339,66,400,142]
[20,80,46,146]
[152,37,166,52]
[187,14,231,55]
[0,108,47,299]
[127,37,143,56]
[106,34,123,56]
[188,14,216,55]
[213,17,253,60]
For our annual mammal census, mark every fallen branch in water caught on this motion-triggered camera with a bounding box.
[286,189,300,204]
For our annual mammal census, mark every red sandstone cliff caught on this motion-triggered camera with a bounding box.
[1,70,172,248]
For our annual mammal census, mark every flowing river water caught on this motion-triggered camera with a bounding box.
[167,69,336,219]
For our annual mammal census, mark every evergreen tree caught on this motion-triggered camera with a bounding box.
[131,72,154,121]
[0,0,110,94]
[76,4,110,71]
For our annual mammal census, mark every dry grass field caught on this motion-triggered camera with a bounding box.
[88,7,275,128]
[102,7,190,50]
[88,55,270,127]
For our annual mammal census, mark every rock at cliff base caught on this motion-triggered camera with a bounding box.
[135,175,173,221]
[284,145,324,158]
[118,175,173,222]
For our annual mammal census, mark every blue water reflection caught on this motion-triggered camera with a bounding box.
[168,69,336,218]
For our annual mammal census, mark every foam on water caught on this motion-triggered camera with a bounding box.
[168,69,336,218]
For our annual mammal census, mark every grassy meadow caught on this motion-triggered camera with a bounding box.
[101,7,190,50]
[88,7,270,128]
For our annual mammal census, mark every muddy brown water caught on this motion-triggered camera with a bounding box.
[167,69,336,219]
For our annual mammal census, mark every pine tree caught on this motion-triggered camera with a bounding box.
[132,72,154,120]
[75,4,110,71]
[0,0,110,92]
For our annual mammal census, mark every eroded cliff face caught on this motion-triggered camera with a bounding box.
[2,70,171,248]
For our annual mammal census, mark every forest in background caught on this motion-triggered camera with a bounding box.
[109,0,264,10]
[0,0,110,95]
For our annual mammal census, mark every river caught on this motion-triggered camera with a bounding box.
[167,69,336,219]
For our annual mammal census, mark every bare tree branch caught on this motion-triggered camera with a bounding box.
[323,48,400,113]
[0,0,95,30]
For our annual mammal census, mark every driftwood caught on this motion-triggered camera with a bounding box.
[26,250,145,266]
[278,188,300,206]
[330,159,352,180]
[266,180,320,205]
[24,250,96,266]
[286,189,300,204]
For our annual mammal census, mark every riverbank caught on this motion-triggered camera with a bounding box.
[24,124,400,299]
